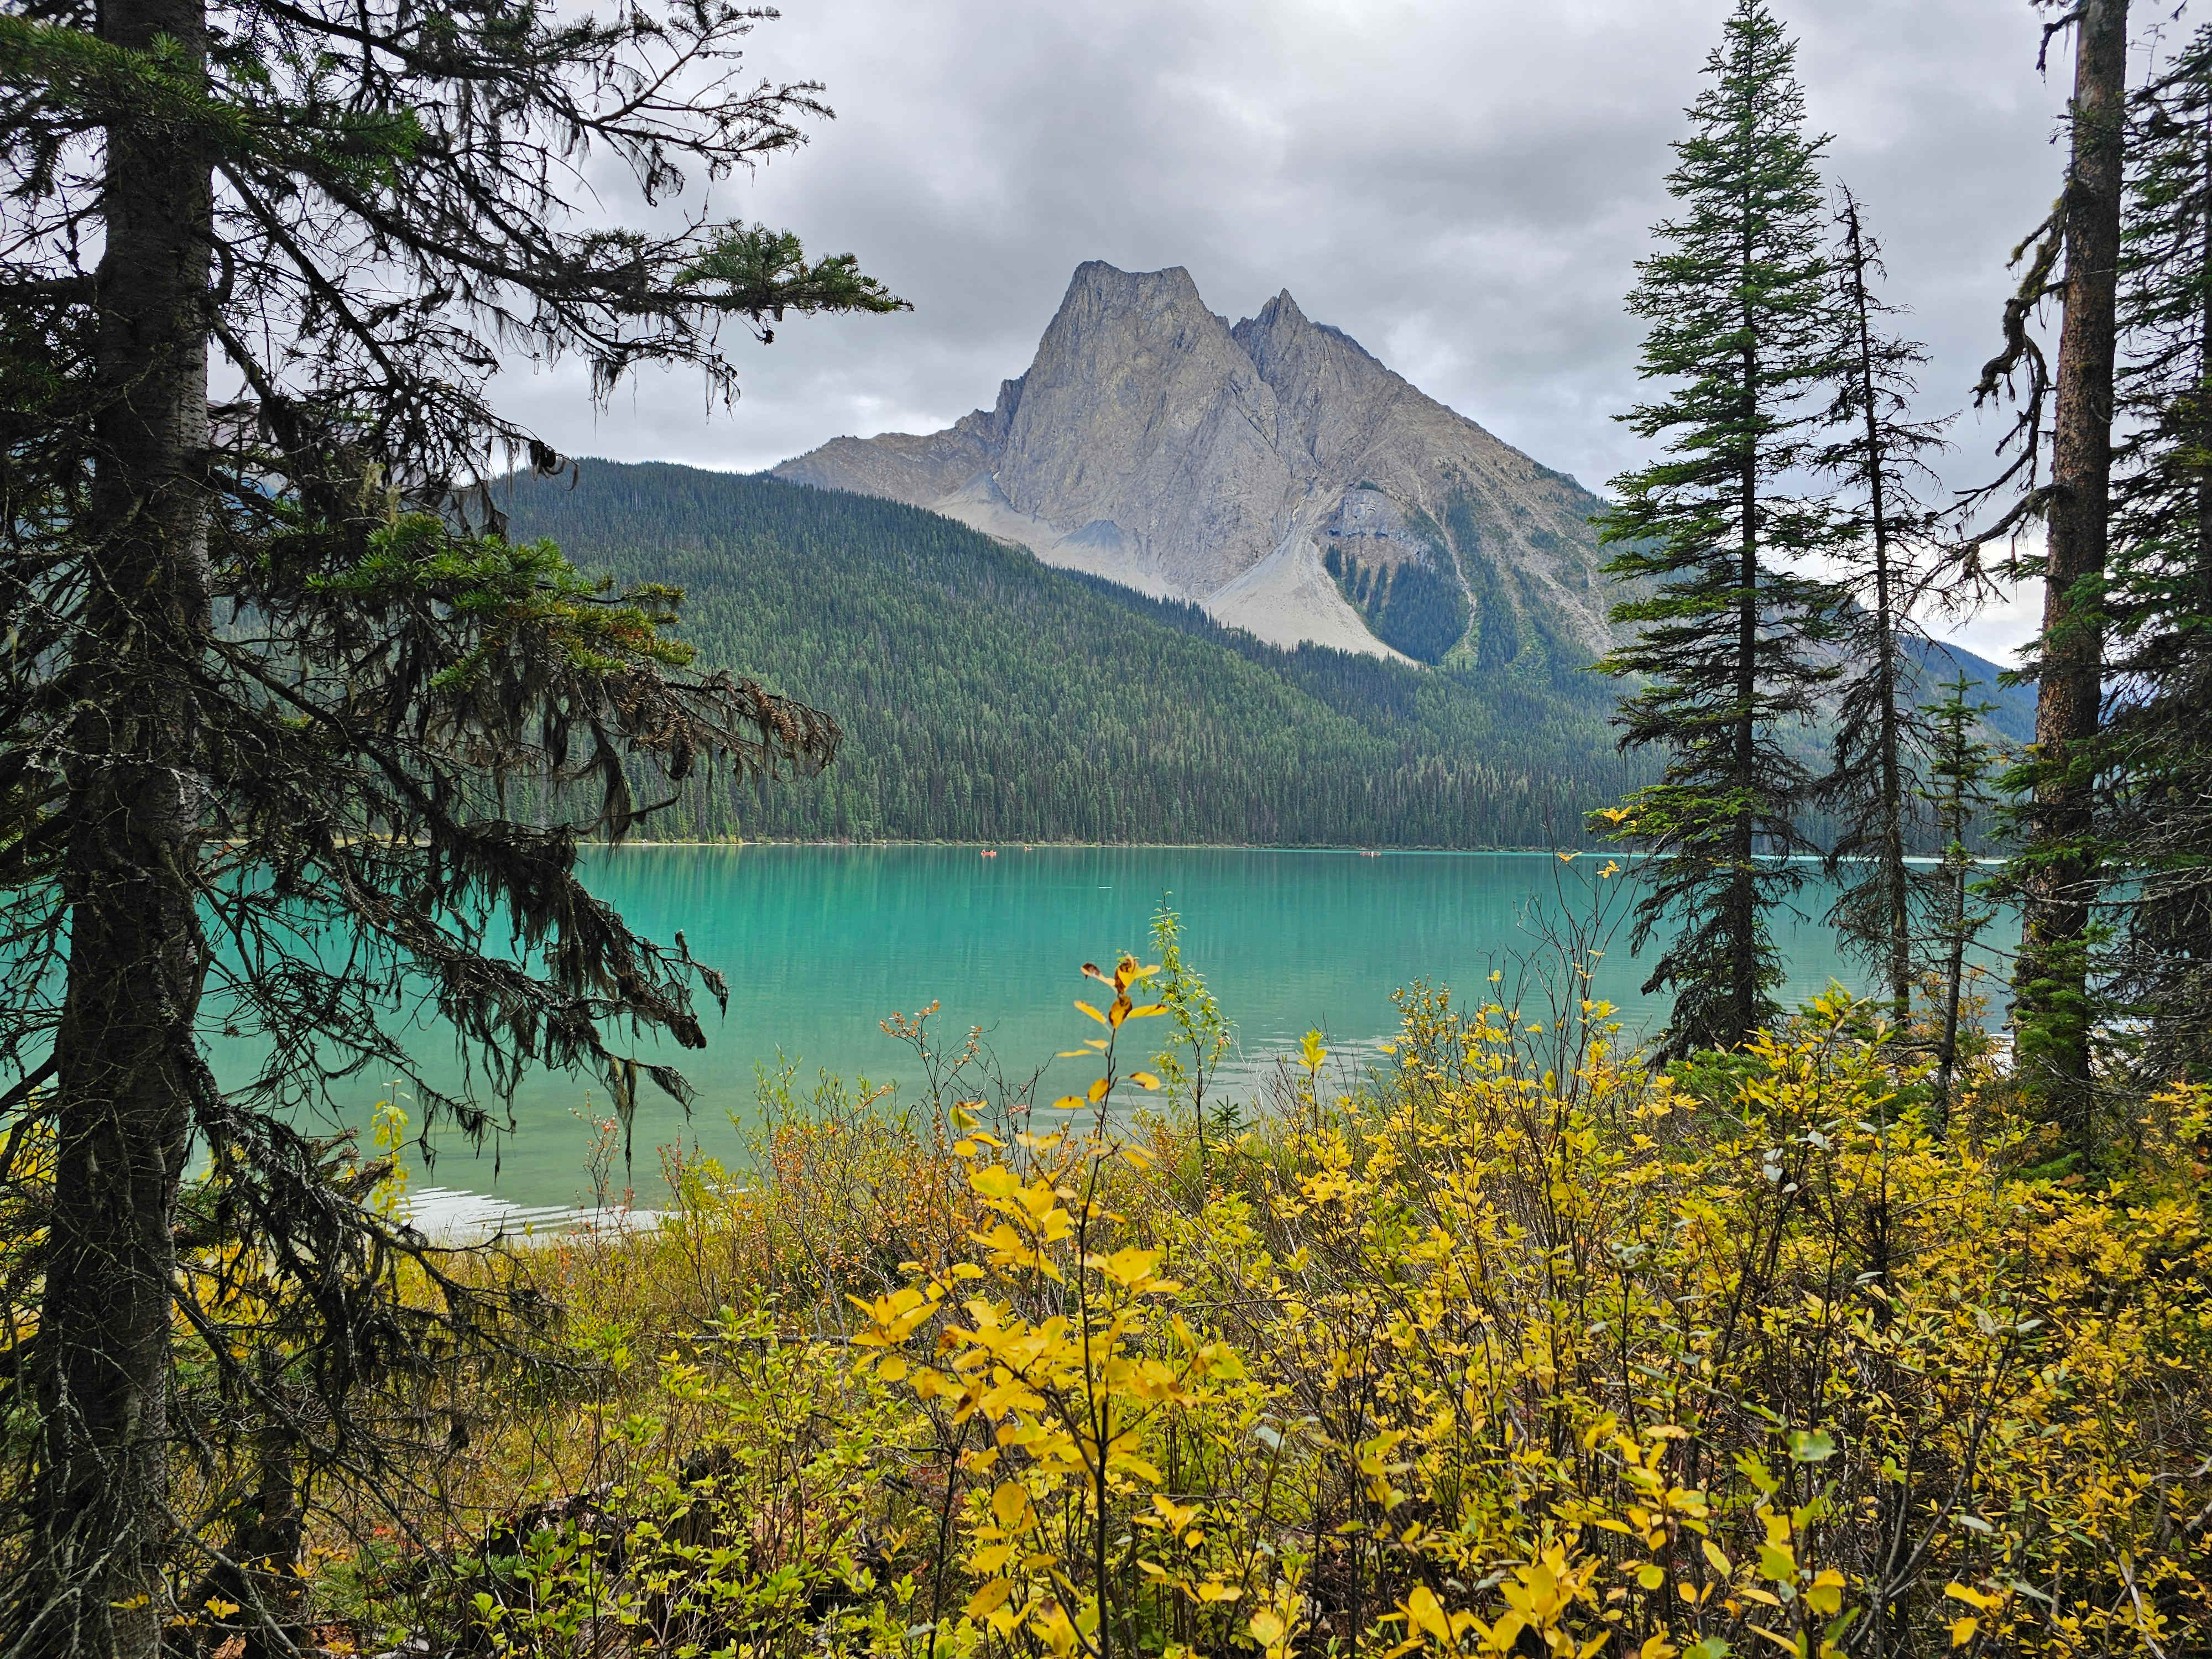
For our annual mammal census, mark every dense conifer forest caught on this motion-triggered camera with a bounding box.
[500,461,2027,849]
[1319,541,1472,664]
[499,461,1653,846]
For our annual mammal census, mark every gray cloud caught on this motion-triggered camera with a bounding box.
[493,0,2117,656]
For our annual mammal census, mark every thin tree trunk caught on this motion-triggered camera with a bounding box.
[24,0,215,1652]
[2017,0,2127,1151]
[1735,333,1762,1047]
[1934,853,1969,1133]
[181,1403,308,1659]
[2198,93,2212,646]
[1841,202,1915,1027]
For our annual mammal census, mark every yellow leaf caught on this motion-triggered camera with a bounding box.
[1152,1494,1198,1527]
[1248,1609,1286,1645]
[1075,1000,1109,1025]
[1196,1582,1244,1604]
[1949,1616,1978,1647]
[1130,1071,1162,1089]
[1036,1606,1082,1659]
[1637,1564,1665,1590]
[1405,1585,1451,1643]
[1088,1077,1110,1102]
[1702,1540,1731,1576]
[966,1579,1015,1618]
[1096,1246,1165,1288]
[877,1355,907,1383]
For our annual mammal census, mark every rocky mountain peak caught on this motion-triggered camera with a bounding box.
[1063,258,1203,307]
[773,261,1618,662]
[982,262,1306,599]
[1230,291,1401,481]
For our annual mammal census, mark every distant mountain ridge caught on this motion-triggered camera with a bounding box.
[494,461,2033,849]
[773,261,1618,665]
[497,461,1649,847]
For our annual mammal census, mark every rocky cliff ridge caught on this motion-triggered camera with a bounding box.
[773,262,1616,663]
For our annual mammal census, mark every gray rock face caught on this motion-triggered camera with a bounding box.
[773,262,1615,661]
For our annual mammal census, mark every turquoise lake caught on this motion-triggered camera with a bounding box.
[247,846,1985,1216]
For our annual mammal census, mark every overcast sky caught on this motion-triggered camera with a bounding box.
[493,0,2180,662]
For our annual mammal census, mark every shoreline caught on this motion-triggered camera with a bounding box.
[592,840,2006,866]
[599,837,1583,853]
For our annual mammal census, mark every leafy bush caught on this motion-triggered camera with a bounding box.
[310,946,2209,1658]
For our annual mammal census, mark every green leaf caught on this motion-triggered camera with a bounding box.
[1786,1429,1836,1464]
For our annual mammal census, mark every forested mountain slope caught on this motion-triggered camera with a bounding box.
[498,461,1650,846]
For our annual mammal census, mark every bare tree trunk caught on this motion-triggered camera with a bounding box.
[1934,855,1970,1132]
[23,0,215,1652]
[1840,202,1915,1028]
[180,1374,308,1659]
[2016,0,2127,1152]
[2199,92,2212,616]
[1734,338,1762,1046]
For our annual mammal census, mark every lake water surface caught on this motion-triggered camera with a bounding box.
[249,846,1962,1215]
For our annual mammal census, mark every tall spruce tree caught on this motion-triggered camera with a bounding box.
[1812,187,1950,1029]
[1594,0,1841,1059]
[0,3,901,1652]
[2104,23,2212,1082]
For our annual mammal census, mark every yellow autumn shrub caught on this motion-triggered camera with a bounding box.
[365,943,2210,1659]
[847,969,2211,1659]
